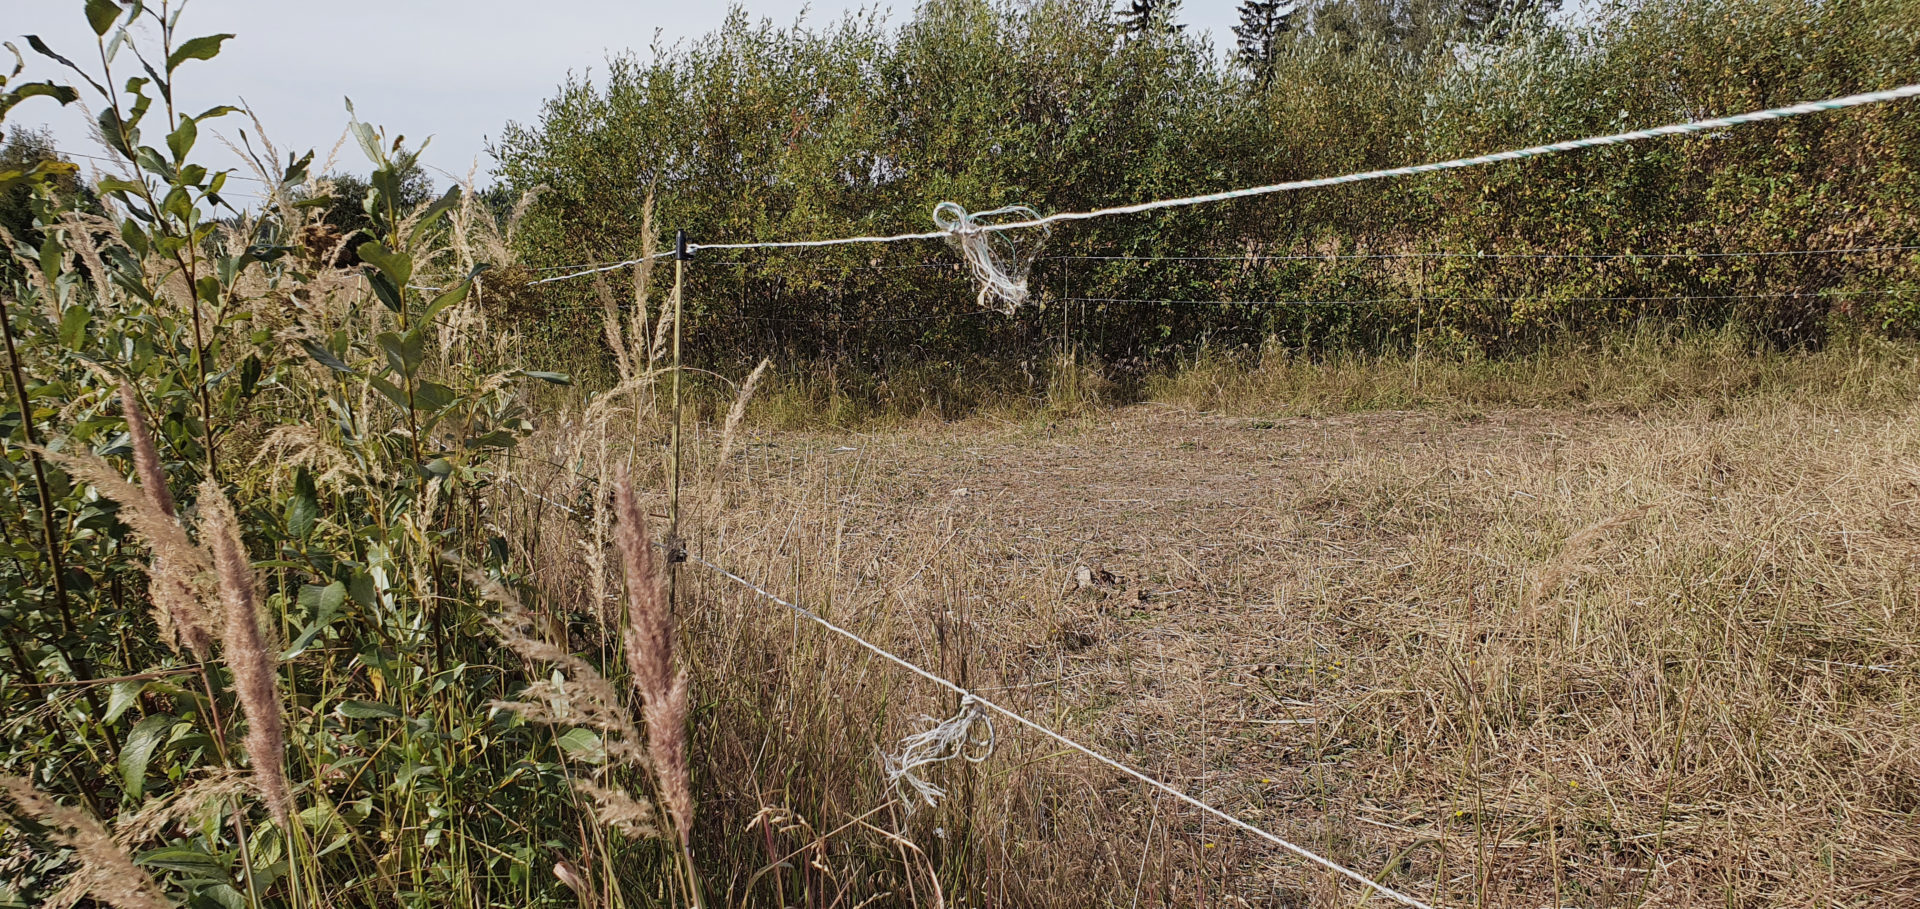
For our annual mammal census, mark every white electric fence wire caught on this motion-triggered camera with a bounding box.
[528,252,674,286]
[975,83,1920,234]
[1053,244,1920,262]
[1065,289,1906,308]
[883,696,995,813]
[682,551,1441,909]
[520,83,1919,291]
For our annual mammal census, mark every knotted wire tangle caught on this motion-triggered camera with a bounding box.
[882,694,995,813]
[934,202,1051,313]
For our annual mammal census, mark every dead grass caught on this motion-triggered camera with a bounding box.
[503,339,1920,907]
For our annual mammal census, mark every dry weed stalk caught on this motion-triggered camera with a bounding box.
[0,776,174,909]
[571,779,660,838]
[1522,505,1651,612]
[483,597,650,768]
[709,358,771,504]
[200,481,292,829]
[477,506,703,902]
[113,769,250,848]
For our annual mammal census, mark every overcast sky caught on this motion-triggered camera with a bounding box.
[9,2,1247,199]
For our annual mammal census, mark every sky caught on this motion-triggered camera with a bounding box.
[8,1,1248,199]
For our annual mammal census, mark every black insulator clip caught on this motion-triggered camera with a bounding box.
[674,229,693,262]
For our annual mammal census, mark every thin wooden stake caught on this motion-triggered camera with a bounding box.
[667,230,689,607]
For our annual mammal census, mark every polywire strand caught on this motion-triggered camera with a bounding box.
[1049,244,1920,262]
[1065,289,1906,308]
[681,551,1441,909]
[528,253,675,286]
[526,242,1917,287]
[520,83,1919,286]
[524,243,1919,286]
[978,83,1920,234]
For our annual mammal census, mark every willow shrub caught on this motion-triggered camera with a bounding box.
[496,0,1920,389]
[0,5,690,907]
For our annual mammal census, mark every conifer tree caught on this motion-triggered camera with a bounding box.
[1233,0,1297,86]
[1121,0,1184,37]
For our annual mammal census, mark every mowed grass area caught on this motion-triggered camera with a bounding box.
[512,338,1920,907]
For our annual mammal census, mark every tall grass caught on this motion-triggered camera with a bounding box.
[6,3,1920,908]
[495,339,1920,905]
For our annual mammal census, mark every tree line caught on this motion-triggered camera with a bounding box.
[492,0,1920,387]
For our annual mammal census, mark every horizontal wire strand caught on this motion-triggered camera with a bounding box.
[1064,289,1907,308]
[1048,244,1920,263]
[520,76,1920,286]
[979,84,1920,234]
[682,551,1440,909]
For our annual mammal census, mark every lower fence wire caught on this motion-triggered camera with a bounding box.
[680,551,1442,909]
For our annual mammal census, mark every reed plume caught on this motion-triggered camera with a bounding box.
[119,383,211,658]
[43,443,212,659]
[612,474,692,840]
[0,776,173,909]
[120,383,175,518]
[612,473,702,906]
[200,481,292,828]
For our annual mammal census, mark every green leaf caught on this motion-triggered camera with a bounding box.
[286,466,318,538]
[346,105,384,166]
[0,81,79,119]
[165,115,196,162]
[38,235,62,281]
[286,581,346,658]
[336,700,403,720]
[119,714,174,800]
[239,354,262,396]
[423,282,471,323]
[135,845,227,876]
[414,380,455,412]
[356,241,412,288]
[376,331,423,374]
[298,338,353,374]
[367,271,403,313]
[96,175,145,196]
[518,370,573,385]
[86,0,122,36]
[22,36,107,97]
[165,34,233,73]
[58,304,91,348]
[367,374,410,412]
[409,186,464,245]
[96,107,136,158]
[199,884,245,909]
[554,728,607,764]
[104,679,146,725]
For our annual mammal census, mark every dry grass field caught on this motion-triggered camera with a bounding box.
[500,341,1920,908]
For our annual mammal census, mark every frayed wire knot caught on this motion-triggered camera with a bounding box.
[933,202,1049,313]
[882,693,995,812]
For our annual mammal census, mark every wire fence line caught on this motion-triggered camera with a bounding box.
[679,550,1441,909]
[514,81,1920,287]
[524,241,1920,291]
[1048,244,1920,263]
[976,84,1920,234]
[1062,289,1909,309]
